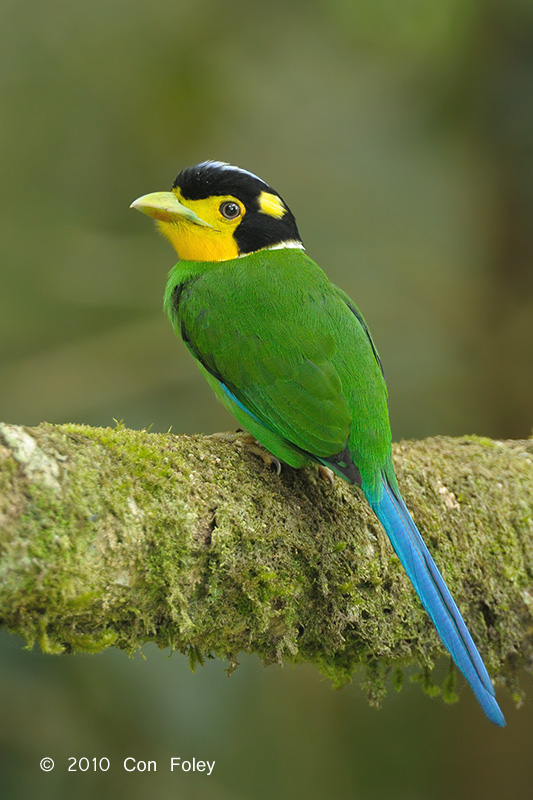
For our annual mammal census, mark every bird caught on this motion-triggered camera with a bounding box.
[130,159,505,726]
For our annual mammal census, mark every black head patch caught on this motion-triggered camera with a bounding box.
[173,161,302,254]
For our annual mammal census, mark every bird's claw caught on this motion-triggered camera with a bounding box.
[247,441,282,475]
[318,465,335,487]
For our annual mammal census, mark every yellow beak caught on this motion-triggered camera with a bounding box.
[130,191,212,228]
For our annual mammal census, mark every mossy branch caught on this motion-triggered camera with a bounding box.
[1,422,532,706]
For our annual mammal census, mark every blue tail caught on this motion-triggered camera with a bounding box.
[368,472,505,726]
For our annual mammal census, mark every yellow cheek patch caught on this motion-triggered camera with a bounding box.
[258,191,287,219]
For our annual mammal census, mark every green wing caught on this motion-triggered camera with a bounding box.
[166,250,389,479]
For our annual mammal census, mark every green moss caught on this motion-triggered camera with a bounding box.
[442,661,459,705]
[1,424,532,713]
[63,630,118,653]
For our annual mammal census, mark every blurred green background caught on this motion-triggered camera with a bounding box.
[1,0,532,797]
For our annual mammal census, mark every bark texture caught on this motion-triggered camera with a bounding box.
[0,422,532,706]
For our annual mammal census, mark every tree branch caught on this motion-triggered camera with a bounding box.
[0,422,532,706]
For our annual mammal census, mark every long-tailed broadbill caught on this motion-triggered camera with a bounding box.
[131,160,505,726]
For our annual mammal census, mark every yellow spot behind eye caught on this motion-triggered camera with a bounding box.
[258,191,286,219]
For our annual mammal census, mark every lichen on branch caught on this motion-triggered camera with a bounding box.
[0,422,532,707]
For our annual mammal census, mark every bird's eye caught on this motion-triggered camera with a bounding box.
[219,201,241,220]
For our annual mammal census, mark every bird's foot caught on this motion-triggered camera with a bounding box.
[210,430,282,475]
[246,440,282,475]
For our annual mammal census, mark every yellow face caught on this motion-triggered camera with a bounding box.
[131,187,245,262]
[159,188,248,261]
[131,178,293,262]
